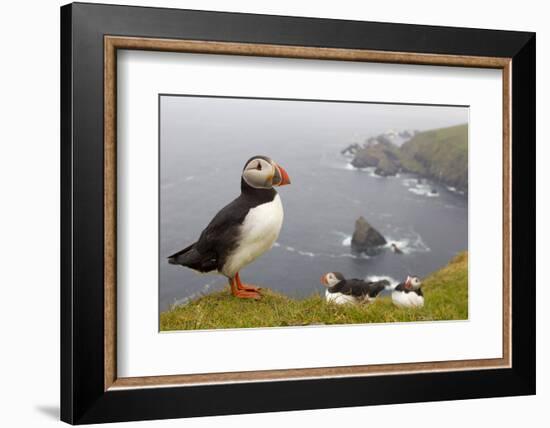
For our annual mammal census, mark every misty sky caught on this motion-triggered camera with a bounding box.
[160,96,468,147]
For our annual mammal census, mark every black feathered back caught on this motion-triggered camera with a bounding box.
[167,179,277,276]
[328,278,389,298]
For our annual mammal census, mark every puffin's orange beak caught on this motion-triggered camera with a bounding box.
[320,274,327,285]
[275,164,291,186]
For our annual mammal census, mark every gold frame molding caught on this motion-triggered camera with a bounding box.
[104,36,512,391]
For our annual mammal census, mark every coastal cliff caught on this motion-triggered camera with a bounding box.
[345,124,468,193]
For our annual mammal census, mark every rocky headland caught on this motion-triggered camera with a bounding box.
[343,124,468,194]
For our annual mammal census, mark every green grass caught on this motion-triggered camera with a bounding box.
[160,252,468,331]
[400,124,468,191]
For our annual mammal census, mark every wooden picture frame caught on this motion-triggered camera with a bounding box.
[61,2,535,424]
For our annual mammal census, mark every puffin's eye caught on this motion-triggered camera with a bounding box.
[256,162,262,171]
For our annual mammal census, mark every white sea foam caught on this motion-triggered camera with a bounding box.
[341,162,404,180]
[275,243,318,258]
[276,228,430,261]
[364,275,399,288]
[367,168,383,179]
[171,281,218,308]
[333,227,430,256]
[408,186,439,197]
[276,238,374,260]
[385,231,431,254]
[401,178,418,187]
[402,177,441,197]
[331,253,370,260]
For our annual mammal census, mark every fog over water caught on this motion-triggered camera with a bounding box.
[160,96,468,311]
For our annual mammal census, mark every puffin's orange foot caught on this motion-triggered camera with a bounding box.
[232,289,262,299]
[235,272,262,293]
[238,283,262,292]
[230,275,262,299]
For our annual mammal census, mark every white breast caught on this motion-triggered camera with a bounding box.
[325,290,357,305]
[222,194,284,278]
[392,290,424,308]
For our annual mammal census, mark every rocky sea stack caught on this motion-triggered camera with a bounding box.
[351,216,387,254]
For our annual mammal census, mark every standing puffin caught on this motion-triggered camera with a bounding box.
[391,275,424,308]
[168,155,290,299]
[320,272,389,305]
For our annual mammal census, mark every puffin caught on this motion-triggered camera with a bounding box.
[168,155,290,299]
[391,275,424,308]
[320,272,389,305]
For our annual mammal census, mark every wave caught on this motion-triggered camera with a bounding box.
[385,230,431,254]
[334,229,430,255]
[401,178,418,187]
[407,184,439,197]
[273,235,429,263]
[364,275,399,288]
[273,225,429,262]
[274,238,371,260]
[328,252,371,260]
[328,158,404,180]
[171,280,220,308]
[445,186,465,195]
[344,163,403,178]
[402,177,444,198]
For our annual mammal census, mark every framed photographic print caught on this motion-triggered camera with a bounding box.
[60,2,535,424]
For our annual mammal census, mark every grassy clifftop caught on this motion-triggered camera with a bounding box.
[160,252,468,331]
[400,124,468,191]
[350,124,468,192]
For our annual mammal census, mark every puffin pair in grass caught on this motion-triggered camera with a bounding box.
[320,273,424,307]
[168,156,290,300]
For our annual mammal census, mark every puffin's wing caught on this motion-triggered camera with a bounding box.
[345,279,389,297]
[366,279,390,288]
[167,241,218,272]
[366,279,389,296]
[168,196,249,272]
[345,279,371,296]
[194,196,250,254]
